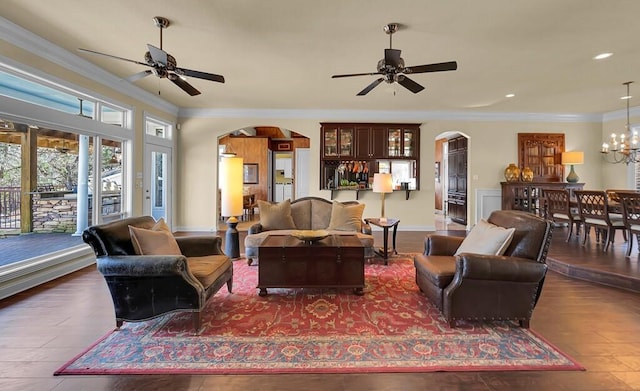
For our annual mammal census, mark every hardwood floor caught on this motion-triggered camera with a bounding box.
[1,229,640,390]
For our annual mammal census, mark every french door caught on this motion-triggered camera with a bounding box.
[143,143,172,226]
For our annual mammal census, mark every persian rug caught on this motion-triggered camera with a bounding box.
[55,255,583,375]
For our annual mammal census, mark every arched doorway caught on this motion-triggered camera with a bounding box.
[216,126,310,231]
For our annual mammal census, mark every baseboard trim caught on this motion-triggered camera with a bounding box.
[0,245,95,300]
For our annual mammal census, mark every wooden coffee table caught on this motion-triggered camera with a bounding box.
[257,234,365,296]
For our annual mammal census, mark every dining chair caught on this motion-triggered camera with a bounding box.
[543,188,581,241]
[618,192,640,256]
[242,194,257,220]
[604,189,628,241]
[574,190,626,251]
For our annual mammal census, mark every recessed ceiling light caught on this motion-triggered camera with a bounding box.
[594,52,613,60]
[505,93,515,98]
[621,95,632,100]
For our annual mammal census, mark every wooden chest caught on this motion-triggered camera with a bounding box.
[257,234,365,296]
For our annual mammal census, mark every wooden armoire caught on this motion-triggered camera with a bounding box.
[447,136,467,225]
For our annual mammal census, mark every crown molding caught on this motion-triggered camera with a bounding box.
[602,106,640,122]
[0,16,178,116]
[178,107,602,123]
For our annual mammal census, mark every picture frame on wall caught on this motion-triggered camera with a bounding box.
[243,163,259,184]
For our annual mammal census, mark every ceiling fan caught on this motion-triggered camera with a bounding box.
[78,16,225,96]
[332,23,457,96]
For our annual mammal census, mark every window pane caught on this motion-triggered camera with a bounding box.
[101,105,125,127]
[151,151,168,221]
[146,119,170,138]
[0,140,21,232]
[0,70,95,118]
[33,130,92,232]
[100,139,123,222]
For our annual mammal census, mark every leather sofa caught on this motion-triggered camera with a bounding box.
[414,210,553,328]
[82,216,233,333]
[244,197,375,264]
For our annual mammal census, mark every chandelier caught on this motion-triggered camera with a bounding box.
[601,81,639,164]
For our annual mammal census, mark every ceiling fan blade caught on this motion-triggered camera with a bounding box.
[178,68,225,83]
[357,77,385,96]
[397,75,425,94]
[126,70,153,82]
[170,76,201,96]
[332,72,381,79]
[147,44,168,66]
[384,49,402,67]
[78,48,149,67]
[404,61,458,74]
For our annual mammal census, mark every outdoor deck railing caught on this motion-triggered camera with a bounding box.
[0,186,21,229]
[0,187,123,232]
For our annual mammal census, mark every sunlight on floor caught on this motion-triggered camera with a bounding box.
[435,213,466,231]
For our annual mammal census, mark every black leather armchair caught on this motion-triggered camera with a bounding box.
[414,210,553,328]
[83,216,233,333]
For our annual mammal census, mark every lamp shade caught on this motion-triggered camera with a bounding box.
[220,156,244,217]
[561,151,584,165]
[372,173,393,193]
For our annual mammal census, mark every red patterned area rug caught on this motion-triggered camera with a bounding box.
[55,255,583,375]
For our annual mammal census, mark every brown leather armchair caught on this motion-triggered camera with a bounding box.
[82,216,233,333]
[414,210,553,328]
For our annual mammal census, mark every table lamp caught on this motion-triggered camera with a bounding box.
[220,156,243,259]
[561,151,584,183]
[372,173,393,223]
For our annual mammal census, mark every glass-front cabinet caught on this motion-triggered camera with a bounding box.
[388,128,417,158]
[322,126,354,158]
[320,123,420,193]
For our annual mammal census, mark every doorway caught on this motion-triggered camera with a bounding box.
[435,133,467,230]
[274,152,293,202]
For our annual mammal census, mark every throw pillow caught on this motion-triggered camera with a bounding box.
[327,201,365,231]
[129,218,182,256]
[258,199,296,230]
[454,219,515,256]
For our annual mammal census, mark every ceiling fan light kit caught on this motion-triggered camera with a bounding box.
[78,16,225,96]
[332,23,458,96]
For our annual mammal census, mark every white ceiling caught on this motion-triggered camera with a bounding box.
[3,0,640,115]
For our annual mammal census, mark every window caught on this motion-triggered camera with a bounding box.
[99,104,126,127]
[100,138,123,221]
[0,69,96,118]
[146,117,172,139]
[0,66,131,131]
[377,160,417,190]
[0,64,133,232]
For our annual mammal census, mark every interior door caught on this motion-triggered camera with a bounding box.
[143,143,172,225]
